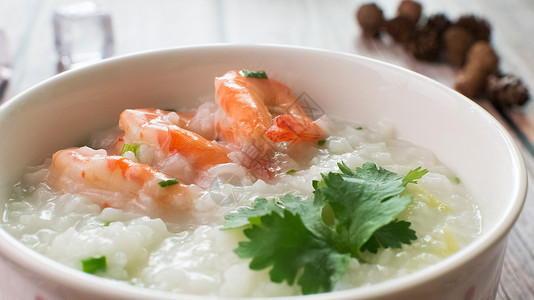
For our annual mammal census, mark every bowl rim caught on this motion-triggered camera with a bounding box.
[0,43,527,299]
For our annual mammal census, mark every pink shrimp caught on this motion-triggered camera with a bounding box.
[118,109,232,183]
[121,108,195,132]
[214,70,324,145]
[48,147,196,221]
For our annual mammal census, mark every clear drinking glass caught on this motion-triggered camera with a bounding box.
[0,29,11,101]
[53,1,114,71]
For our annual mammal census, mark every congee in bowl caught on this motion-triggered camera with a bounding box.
[0,45,526,300]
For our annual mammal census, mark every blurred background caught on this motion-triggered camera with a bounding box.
[1,0,532,98]
[0,0,533,299]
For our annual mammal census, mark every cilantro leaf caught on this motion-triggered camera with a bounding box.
[314,162,413,257]
[279,194,335,240]
[360,220,417,253]
[223,198,283,229]
[234,210,350,294]
[336,161,355,176]
[402,166,429,186]
[224,195,333,239]
[224,161,426,295]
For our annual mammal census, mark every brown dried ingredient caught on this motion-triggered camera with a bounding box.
[443,26,473,67]
[404,14,451,61]
[356,3,385,38]
[397,0,422,24]
[404,28,441,61]
[384,16,416,43]
[487,74,530,106]
[455,41,499,98]
[425,14,451,35]
[456,15,491,42]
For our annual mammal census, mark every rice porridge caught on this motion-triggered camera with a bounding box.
[0,70,481,297]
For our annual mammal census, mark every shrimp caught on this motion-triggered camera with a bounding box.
[48,147,197,221]
[214,70,323,145]
[119,104,220,142]
[118,108,232,184]
[121,108,195,132]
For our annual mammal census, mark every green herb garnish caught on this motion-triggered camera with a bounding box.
[81,256,106,274]
[223,162,427,294]
[317,139,326,146]
[241,69,268,79]
[356,126,363,130]
[158,178,179,187]
[120,143,140,159]
[286,169,296,174]
[454,177,461,184]
[103,221,112,227]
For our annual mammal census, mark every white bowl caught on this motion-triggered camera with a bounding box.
[0,45,527,300]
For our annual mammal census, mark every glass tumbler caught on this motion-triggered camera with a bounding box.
[53,1,114,71]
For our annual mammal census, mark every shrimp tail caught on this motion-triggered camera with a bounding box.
[265,114,323,143]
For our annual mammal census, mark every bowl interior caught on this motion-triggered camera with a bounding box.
[0,45,526,298]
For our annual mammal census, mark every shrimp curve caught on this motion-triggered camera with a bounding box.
[214,70,323,145]
[49,147,195,220]
[119,108,232,172]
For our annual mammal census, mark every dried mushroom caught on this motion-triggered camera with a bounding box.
[397,0,422,24]
[443,26,473,67]
[356,3,384,38]
[487,74,530,107]
[354,1,530,107]
[454,41,499,98]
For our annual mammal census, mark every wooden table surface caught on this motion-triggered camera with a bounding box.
[1,0,533,299]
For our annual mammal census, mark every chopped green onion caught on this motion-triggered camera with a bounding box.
[241,70,268,79]
[158,178,179,187]
[317,139,326,146]
[120,143,140,158]
[81,256,106,274]
[286,169,296,174]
